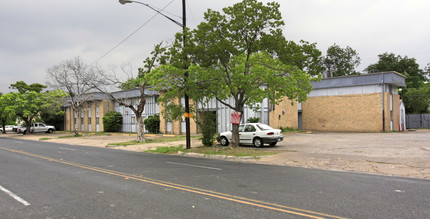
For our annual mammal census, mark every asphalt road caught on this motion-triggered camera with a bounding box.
[0,138,429,218]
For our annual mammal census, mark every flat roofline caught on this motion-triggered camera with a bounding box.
[311,71,406,89]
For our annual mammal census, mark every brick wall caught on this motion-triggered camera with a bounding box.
[269,97,298,129]
[302,93,384,132]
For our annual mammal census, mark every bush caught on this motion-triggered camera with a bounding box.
[247,117,260,123]
[144,114,160,134]
[280,126,299,133]
[103,111,123,132]
[196,111,217,146]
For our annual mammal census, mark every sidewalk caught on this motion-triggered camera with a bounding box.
[1,130,429,179]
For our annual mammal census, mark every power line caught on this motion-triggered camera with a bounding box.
[90,0,176,66]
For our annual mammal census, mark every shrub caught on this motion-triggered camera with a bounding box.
[144,114,160,134]
[196,111,217,146]
[103,111,123,132]
[280,126,299,133]
[247,117,260,123]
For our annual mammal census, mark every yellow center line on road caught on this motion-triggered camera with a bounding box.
[0,146,347,219]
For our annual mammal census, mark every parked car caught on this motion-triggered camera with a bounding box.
[218,123,283,147]
[17,123,56,134]
[16,125,25,133]
[0,125,14,133]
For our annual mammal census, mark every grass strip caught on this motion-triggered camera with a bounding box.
[145,145,277,157]
[107,136,199,146]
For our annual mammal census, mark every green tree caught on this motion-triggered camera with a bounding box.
[425,63,430,79]
[365,53,427,89]
[321,43,361,78]
[150,0,315,147]
[9,81,46,94]
[402,86,430,114]
[365,53,429,113]
[0,92,18,133]
[103,111,123,132]
[265,39,323,76]
[40,89,68,130]
[11,81,47,134]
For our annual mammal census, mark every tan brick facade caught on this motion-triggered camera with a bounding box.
[159,98,198,135]
[64,99,113,132]
[268,97,299,129]
[299,93,401,132]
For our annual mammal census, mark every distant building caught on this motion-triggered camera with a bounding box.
[63,72,406,133]
[297,71,405,132]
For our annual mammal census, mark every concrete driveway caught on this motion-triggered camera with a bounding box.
[256,130,430,179]
[1,130,429,179]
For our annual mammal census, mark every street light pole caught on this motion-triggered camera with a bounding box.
[119,0,191,149]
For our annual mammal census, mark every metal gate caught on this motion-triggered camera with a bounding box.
[406,114,430,129]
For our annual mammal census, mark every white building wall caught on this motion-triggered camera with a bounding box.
[308,84,381,97]
[194,97,270,133]
[116,96,160,133]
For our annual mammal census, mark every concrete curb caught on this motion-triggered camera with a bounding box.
[177,151,265,160]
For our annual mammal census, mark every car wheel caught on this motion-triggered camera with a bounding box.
[253,138,263,147]
[220,136,229,146]
[269,142,277,147]
[47,129,53,133]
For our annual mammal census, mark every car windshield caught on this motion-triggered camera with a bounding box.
[256,124,273,131]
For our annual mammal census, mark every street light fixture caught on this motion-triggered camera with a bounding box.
[119,0,191,149]
[119,0,184,28]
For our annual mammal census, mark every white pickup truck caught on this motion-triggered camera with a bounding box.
[17,123,56,134]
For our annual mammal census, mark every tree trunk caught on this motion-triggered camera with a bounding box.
[136,115,145,142]
[73,107,80,136]
[1,119,5,134]
[231,123,240,147]
[24,119,32,135]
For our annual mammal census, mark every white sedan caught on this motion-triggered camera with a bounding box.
[219,123,283,147]
[0,125,14,133]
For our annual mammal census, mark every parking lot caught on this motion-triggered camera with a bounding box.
[258,130,430,179]
[1,130,429,179]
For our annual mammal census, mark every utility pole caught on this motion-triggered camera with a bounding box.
[182,0,191,149]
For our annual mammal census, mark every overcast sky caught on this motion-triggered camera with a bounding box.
[1,0,429,94]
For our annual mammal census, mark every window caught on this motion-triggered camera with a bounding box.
[131,116,136,124]
[245,125,256,132]
[256,124,272,131]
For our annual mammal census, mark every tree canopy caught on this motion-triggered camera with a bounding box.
[149,0,317,146]
[365,52,430,113]
[365,52,427,89]
[321,43,361,78]
[0,92,18,133]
